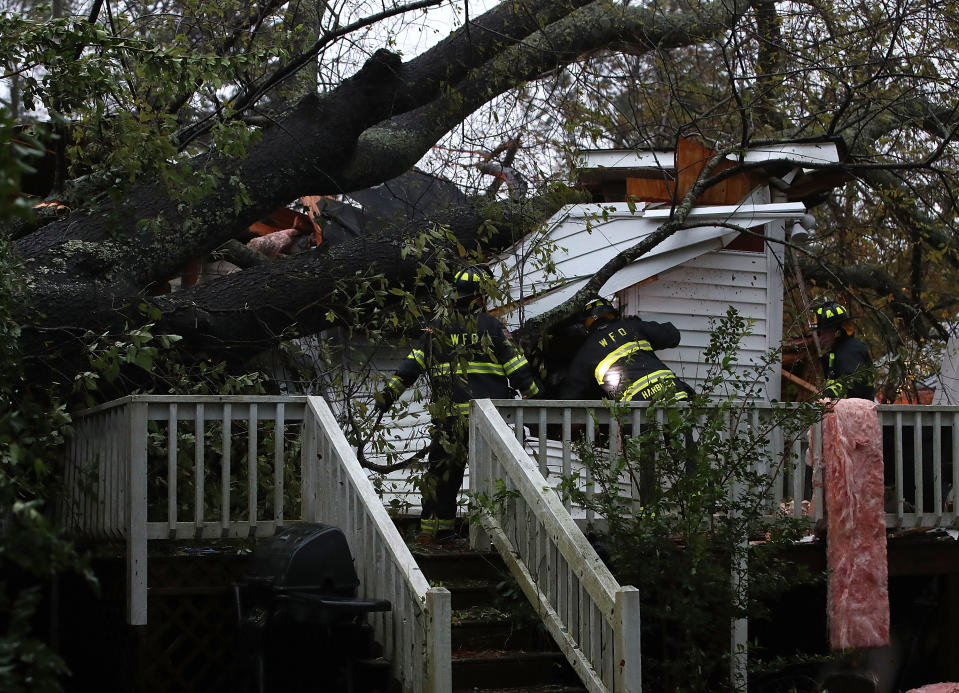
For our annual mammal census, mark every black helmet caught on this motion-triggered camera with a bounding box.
[582,297,618,329]
[452,265,492,300]
[811,301,853,330]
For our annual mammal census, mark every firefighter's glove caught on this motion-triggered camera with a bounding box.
[374,390,394,414]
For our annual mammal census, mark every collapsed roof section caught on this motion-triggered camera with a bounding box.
[494,139,844,327]
[575,138,846,207]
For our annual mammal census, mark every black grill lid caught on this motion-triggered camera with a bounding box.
[246,523,360,595]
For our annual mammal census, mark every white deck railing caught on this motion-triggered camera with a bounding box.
[469,399,642,693]
[478,399,959,693]
[57,395,959,693]
[58,395,450,693]
[490,401,959,530]
[879,405,959,528]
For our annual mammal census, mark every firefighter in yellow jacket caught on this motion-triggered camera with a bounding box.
[376,266,542,540]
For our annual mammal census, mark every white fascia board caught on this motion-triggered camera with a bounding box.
[559,201,807,223]
[576,149,675,170]
[732,142,840,167]
[576,143,839,172]
[641,201,808,222]
[525,201,806,230]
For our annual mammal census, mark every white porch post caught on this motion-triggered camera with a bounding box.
[126,400,148,625]
[614,585,642,692]
[424,587,452,693]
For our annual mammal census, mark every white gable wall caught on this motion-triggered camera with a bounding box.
[495,201,804,330]
[618,224,785,400]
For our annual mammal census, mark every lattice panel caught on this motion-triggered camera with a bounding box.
[141,591,240,693]
[138,554,250,692]
[149,553,251,590]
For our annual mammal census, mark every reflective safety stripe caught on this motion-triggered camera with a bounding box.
[387,375,405,394]
[503,355,529,375]
[594,340,652,385]
[408,349,426,369]
[420,517,456,533]
[453,401,471,415]
[468,362,508,375]
[824,379,844,398]
[430,361,507,377]
[524,382,540,397]
[622,370,685,402]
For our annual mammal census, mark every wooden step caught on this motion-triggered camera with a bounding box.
[452,650,584,691]
[411,545,505,583]
[350,657,391,693]
[455,686,586,693]
[444,579,499,610]
[407,527,586,692]
[452,615,551,652]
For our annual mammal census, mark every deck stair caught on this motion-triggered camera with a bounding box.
[403,519,586,693]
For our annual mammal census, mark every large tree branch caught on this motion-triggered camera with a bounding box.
[340,0,752,188]
[14,0,752,306]
[175,0,596,148]
[19,188,583,360]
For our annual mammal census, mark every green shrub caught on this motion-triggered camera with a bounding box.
[560,308,829,691]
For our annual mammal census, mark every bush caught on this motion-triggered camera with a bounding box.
[560,308,829,691]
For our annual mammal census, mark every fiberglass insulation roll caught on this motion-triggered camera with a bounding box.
[822,397,890,650]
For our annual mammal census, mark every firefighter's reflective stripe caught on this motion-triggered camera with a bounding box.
[622,369,686,402]
[386,375,405,394]
[824,379,844,398]
[824,353,844,397]
[594,340,653,385]
[430,361,507,377]
[504,354,530,375]
[453,401,471,415]
[420,517,456,533]
[409,349,426,368]
[503,356,540,395]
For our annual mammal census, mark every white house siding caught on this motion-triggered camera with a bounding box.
[617,235,785,400]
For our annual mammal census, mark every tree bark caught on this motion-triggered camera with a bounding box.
[12,0,743,371]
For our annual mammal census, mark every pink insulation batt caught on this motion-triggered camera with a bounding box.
[822,398,890,650]
[247,227,302,258]
[906,686,959,693]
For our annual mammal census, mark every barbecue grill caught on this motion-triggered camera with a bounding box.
[235,523,392,693]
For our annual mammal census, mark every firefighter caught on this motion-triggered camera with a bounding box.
[558,297,694,402]
[811,301,875,400]
[558,296,696,488]
[375,265,542,541]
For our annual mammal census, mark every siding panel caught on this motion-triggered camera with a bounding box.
[620,247,780,398]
